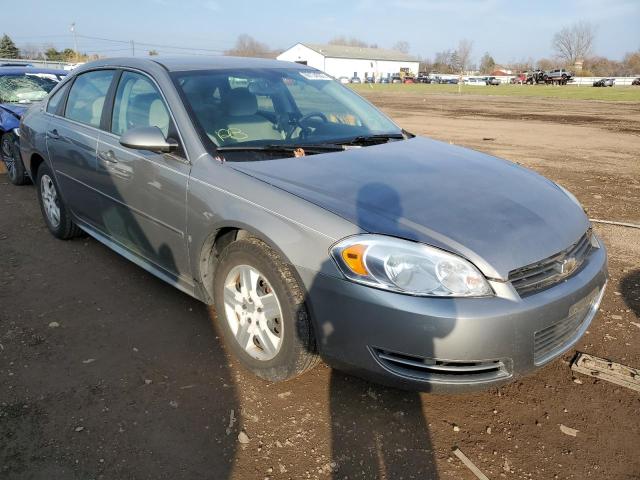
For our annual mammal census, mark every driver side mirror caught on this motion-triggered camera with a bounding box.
[119,126,179,153]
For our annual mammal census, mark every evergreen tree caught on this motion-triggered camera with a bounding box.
[0,34,20,59]
[479,53,496,74]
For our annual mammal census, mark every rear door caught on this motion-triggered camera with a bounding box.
[95,70,192,283]
[46,69,115,228]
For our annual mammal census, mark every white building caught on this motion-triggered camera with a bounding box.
[277,43,419,80]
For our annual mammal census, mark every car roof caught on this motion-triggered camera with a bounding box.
[75,56,310,73]
[0,66,67,76]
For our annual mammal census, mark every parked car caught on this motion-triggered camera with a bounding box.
[464,78,486,86]
[20,57,608,392]
[350,76,361,84]
[337,76,350,84]
[485,76,500,86]
[593,78,615,87]
[0,67,66,184]
[391,75,402,84]
[632,78,640,86]
[379,76,390,84]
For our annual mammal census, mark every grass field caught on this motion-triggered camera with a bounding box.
[350,83,640,101]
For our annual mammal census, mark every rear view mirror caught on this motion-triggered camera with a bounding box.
[119,126,178,153]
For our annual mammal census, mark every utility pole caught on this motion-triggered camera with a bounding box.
[130,40,135,56]
[70,22,78,62]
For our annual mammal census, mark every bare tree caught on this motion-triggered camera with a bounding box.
[432,50,454,73]
[18,43,44,59]
[392,41,410,54]
[455,39,473,73]
[536,58,557,71]
[552,21,595,65]
[225,34,273,58]
[622,50,640,75]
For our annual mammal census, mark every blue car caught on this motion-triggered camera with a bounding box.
[0,67,66,184]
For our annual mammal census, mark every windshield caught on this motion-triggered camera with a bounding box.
[0,73,61,103]
[172,68,402,152]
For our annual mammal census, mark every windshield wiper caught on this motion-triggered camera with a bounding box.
[216,143,345,153]
[334,133,406,146]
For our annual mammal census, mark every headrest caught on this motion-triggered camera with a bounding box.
[226,88,258,116]
[149,99,170,136]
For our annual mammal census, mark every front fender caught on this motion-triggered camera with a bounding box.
[186,158,360,301]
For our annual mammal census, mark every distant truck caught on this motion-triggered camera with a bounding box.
[524,69,573,85]
[545,69,573,85]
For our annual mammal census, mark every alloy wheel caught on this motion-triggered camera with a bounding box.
[1,137,16,180]
[40,174,61,228]
[223,264,283,361]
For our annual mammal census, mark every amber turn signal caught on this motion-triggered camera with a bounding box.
[341,244,368,276]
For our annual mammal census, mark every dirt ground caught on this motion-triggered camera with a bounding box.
[1,92,639,480]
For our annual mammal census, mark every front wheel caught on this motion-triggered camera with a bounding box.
[36,163,81,239]
[212,237,319,382]
[1,133,29,185]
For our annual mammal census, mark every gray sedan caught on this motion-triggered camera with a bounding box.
[19,57,607,392]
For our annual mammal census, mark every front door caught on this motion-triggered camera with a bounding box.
[94,70,191,285]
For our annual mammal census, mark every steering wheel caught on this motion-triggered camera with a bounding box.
[286,112,328,140]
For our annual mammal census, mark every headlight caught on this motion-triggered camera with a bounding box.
[12,127,21,138]
[330,235,492,297]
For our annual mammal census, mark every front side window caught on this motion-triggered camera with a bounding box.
[111,71,170,137]
[65,70,114,128]
[46,83,69,114]
[172,68,401,154]
[0,73,60,103]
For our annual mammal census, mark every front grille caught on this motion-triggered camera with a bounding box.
[509,230,593,297]
[533,287,602,365]
[371,348,512,383]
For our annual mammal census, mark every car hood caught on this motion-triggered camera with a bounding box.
[0,103,28,118]
[230,137,589,279]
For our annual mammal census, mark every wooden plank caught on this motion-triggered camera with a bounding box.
[571,352,640,393]
[453,448,490,480]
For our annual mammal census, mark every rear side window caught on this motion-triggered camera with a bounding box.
[111,71,170,137]
[46,83,69,114]
[65,70,114,127]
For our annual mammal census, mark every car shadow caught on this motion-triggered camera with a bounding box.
[621,268,640,318]
[305,183,455,479]
[35,151,240,478]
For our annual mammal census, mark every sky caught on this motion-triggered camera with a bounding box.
[4,0,639,63]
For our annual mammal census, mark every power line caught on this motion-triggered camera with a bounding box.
[14,30,232,58]
[75,34,227,52]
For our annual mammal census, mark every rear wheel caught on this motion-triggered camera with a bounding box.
[36,163,81,239]
[212,237,319,382]
[1,133,28,185]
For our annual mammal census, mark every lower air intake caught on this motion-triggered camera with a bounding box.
[371,348,512,384]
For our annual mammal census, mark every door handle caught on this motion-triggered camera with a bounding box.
[98,150,118,163]
[46,129,59,139]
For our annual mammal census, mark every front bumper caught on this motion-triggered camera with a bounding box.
[298,243,608,393]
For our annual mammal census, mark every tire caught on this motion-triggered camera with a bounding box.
[1,133,29,185]
[212,236,319,382]
[36,162,81,239]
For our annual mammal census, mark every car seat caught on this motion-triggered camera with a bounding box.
[213,87,281,144]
